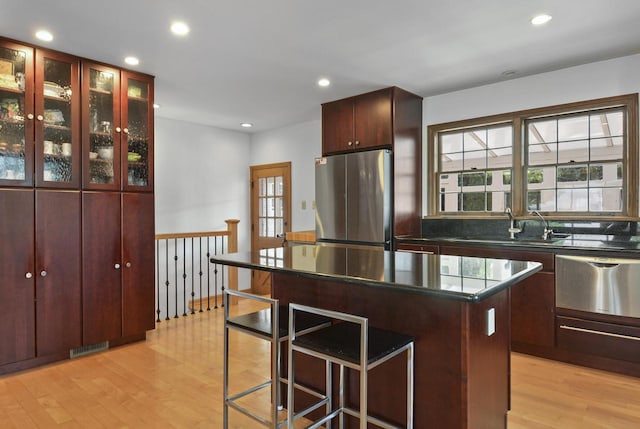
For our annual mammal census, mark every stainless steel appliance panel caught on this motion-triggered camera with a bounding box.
[346,149,391,244]
[315,154,346,241]
[556,254,640,318]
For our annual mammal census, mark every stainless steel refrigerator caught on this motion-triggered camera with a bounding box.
[315,149,392,249]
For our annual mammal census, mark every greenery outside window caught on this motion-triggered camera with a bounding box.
[428,94,638,218]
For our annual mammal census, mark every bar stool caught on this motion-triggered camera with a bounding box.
[287,303,414,429]
[223,290,331,429]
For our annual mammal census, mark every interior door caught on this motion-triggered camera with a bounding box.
[35,190,82,356]
[250,162,291,294]
[0,189,35,365]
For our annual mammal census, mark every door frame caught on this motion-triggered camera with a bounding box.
[249,161,292,293]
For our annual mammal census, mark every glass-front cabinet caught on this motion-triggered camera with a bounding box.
[82,64,153,191]
[0,41,33,186]
[83,63,121,189]
[35,50,80,188]
[0,40,80,188]
[122,71,153,191]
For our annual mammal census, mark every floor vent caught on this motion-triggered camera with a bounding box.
[70,341,109,359]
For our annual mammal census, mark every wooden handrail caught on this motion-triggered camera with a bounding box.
[155,231,231,240]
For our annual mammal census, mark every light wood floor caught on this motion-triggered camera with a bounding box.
[1,298,639,428]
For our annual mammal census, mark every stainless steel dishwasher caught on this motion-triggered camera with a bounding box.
[556,254,640,318]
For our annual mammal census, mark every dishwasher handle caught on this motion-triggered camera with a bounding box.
[588,262,620,269]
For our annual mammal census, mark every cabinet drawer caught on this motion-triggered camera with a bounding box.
[557,316,640,363]
[440,245,554,271]
[396,243,438,254]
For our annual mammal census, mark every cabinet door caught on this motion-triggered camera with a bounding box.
[0,189,35,366]
[82,63,121,190]
[354,88,392,150]
[511,271,556,348]
[0,41,34,187]
[82,191,122,344]
[122,71,154,192]
[122,192,155,336]
[322,97,354,155]
[35,190,81,355]
[34,49,80,188]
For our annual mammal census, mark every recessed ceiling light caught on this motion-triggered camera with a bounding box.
[124,56,140,66]
[35,30,53,42]
[531,14,552,26]
[153,103,160,109]
[318,78,330,87]
[170,21,190,36]
[240,122,253,128]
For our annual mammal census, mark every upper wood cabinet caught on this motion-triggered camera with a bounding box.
[321,86,421,156]
[0,40,81,188]
[82,63,154,192]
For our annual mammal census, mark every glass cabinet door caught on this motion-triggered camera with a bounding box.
[123,72,153,191]
[0,41,33,186]
[35,50,80,188]
[83,63,120,189]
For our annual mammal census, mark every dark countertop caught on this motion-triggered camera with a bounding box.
[398,234,640,256]
[211,244,541,302]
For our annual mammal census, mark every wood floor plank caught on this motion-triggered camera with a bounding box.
[1,298,638,427]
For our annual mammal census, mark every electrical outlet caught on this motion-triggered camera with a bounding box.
[311,200,316,209]
[301,200,306,210]
[487,308,495,336]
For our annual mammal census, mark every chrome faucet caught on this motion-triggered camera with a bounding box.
[505,208,521,239]
[531,210,553,240]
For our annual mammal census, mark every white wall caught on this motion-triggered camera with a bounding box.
[154,117,252,251]
[249,119,322,231]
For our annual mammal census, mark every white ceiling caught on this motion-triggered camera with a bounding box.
[2,0,640,133]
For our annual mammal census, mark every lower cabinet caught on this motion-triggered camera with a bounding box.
[439,245,556,351]
[0,189,81,367]
[511,272,555,348]
[82,191,155,344]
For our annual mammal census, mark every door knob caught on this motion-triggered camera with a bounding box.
[25,272,33,279]
[355,140,360,146]
[36,115,44,121]
[115,263,121,269]
[116,127,122,133]
[347,141,353,146]
[125,262,132,268]
[40,270,47,277]
[27,113,34,120]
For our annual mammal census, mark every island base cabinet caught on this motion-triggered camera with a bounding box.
[0,189,35,366]
[272,272,510,428]
[122,192,155,337]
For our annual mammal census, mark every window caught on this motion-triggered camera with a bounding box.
[428,94,638,217]
[438,124,513,213]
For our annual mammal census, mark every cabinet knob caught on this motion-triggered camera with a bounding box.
[27,113,34,120]
[123,128,129,134]
[25,272,33,279]
[40,270,47,277]
[355,140,360,146]
[348,141,353,146]
[36,115,44,121]
[126,262,132,268]
[114,263,121,269]
[116,127,122,133]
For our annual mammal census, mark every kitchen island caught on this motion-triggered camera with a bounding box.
[212,244,541,428]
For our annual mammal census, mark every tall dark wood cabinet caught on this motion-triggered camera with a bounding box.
[0,36,154,375]
[122,192,155,336]
[0,189,35,367]
[322,86,423,238]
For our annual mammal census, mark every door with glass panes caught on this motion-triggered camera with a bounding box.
[250,162,291,294]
